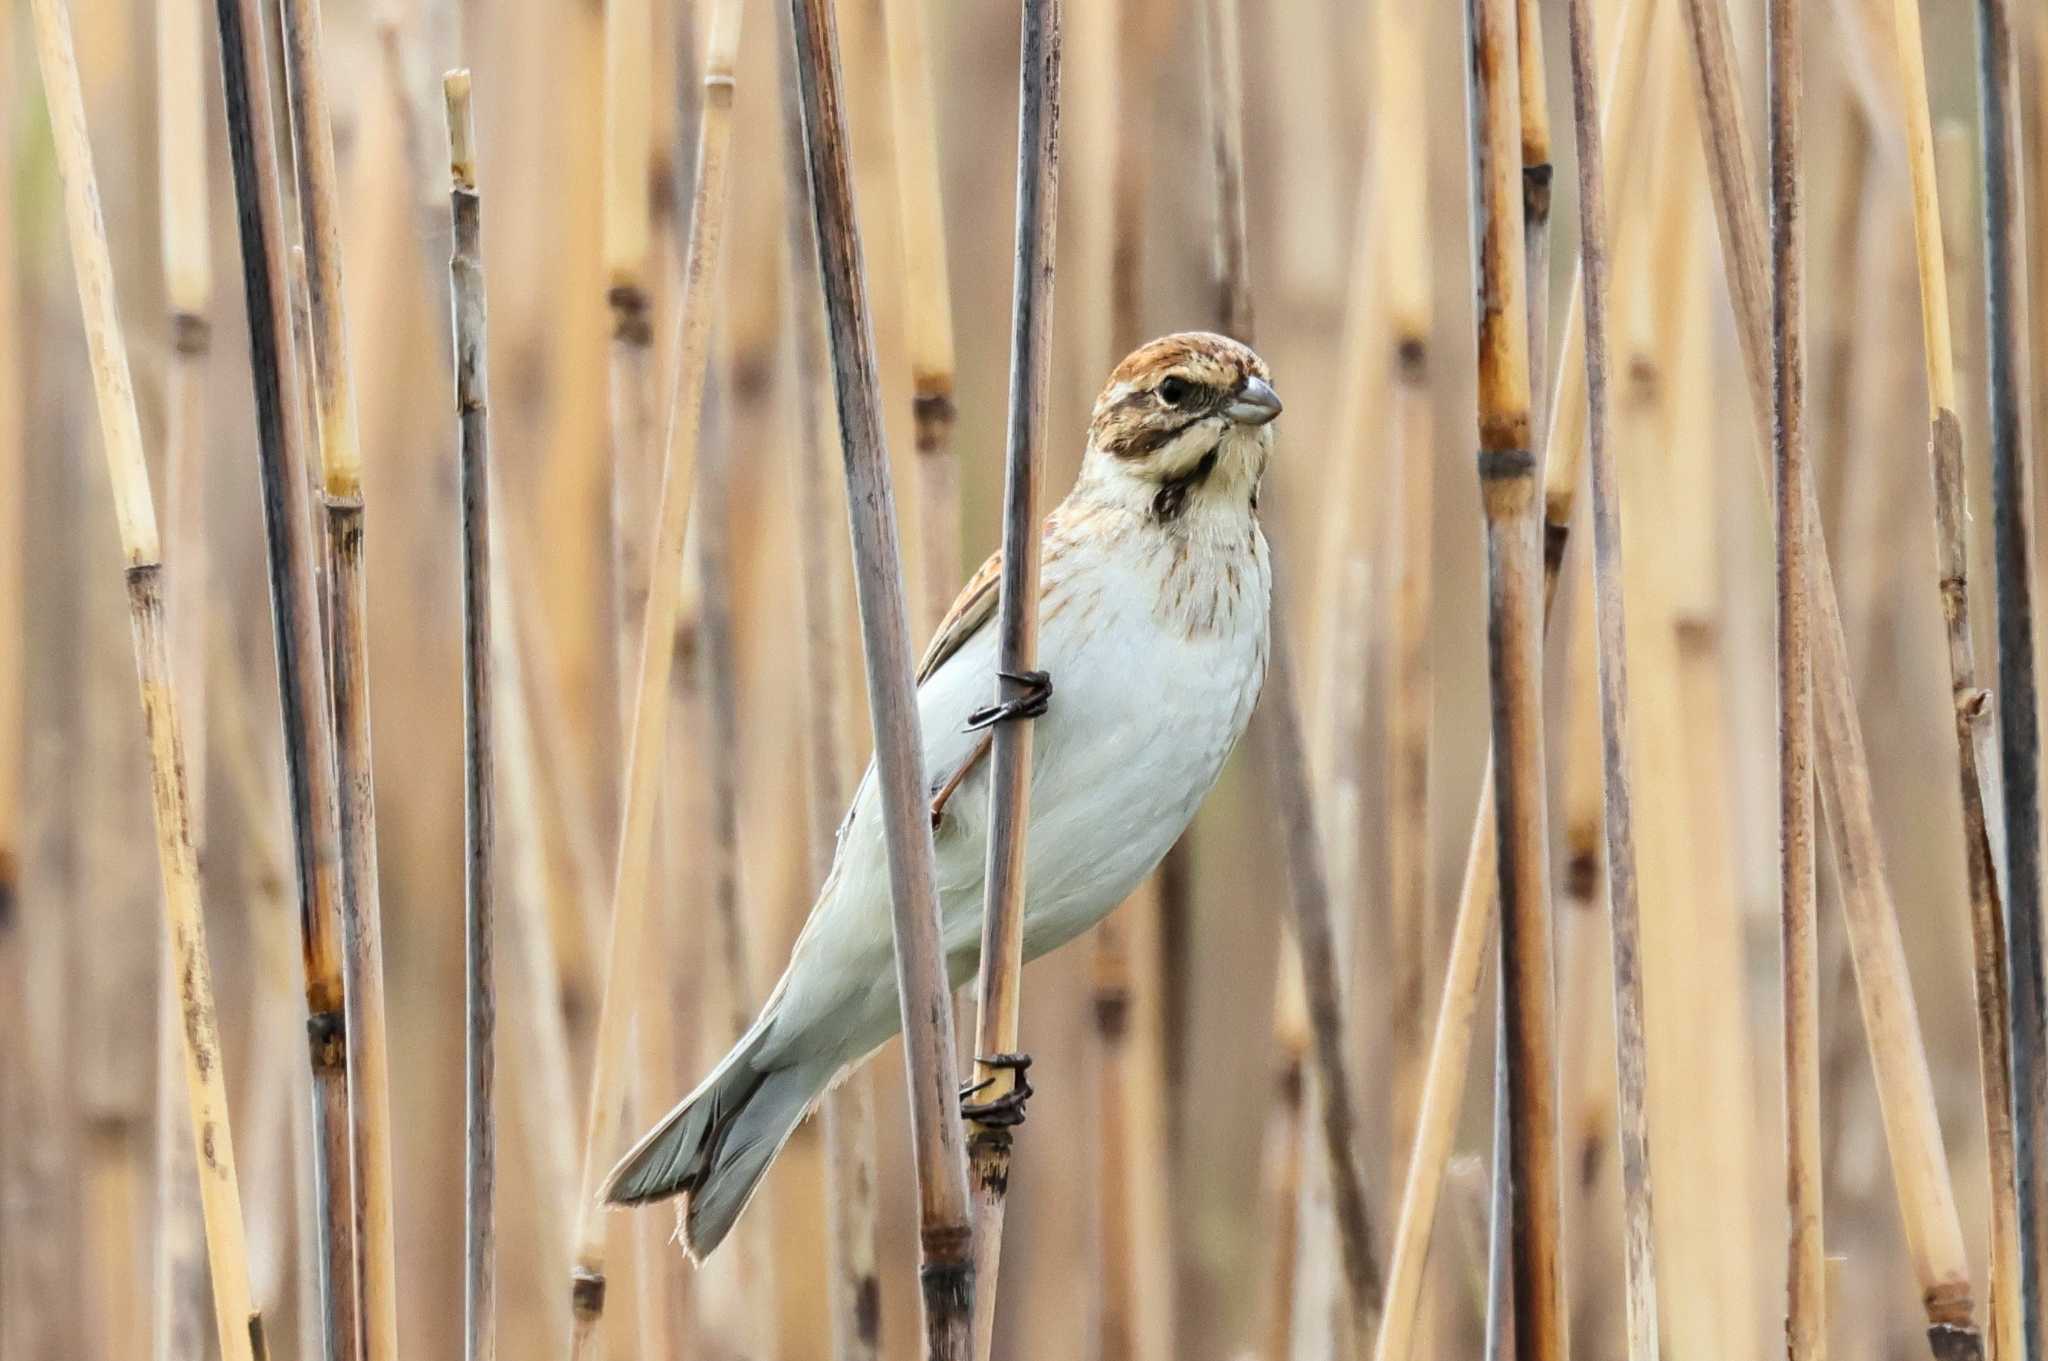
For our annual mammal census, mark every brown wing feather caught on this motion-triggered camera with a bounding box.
[915,548,1003,685]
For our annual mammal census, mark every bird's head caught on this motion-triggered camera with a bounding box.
[1080,332,1281,520]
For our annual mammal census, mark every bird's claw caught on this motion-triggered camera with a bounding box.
[958,1052,1034,1127]
[966,671,1053,731]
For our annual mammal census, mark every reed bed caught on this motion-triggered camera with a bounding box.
[6,5,2048,1361]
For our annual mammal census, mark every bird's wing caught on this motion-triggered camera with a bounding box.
[916,548,1002,685]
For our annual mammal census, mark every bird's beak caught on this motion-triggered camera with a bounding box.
[1226,376,1283,426]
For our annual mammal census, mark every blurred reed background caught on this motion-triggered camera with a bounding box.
[1,0,2047,1359]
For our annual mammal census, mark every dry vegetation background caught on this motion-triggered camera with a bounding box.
[3,0,2048,1359]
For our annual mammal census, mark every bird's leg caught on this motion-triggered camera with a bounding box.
[929,730,996,830]
[964,669,1053,731]
[958,1052,1034,1127]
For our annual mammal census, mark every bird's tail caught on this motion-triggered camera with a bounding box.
[600,1020,833,1261]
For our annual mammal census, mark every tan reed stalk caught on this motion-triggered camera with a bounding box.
[1675,2,1985,1349]
[963,7,1060,1354]
[1374,11,1658,1359]
[1464,3,1565,1361]
[605,0,656,716]
[277,0,404,1353]
[445,70,499,1361]
[1517,0,1553,440]
[1767,3,1825,1355]
[1486,8,1554,1348]
[28,1,266,1356]
[1878,1,2022,1354]
[788,0,978,1348]
[1559,1,1660,1355]
[207,0,360,1347]
[154,0,213,1346]
[876,0,962,638]
[566,0,743,1349]
[1251,946,1311,1361]
[1379,0,1437,1176]
[1975,0,2046,1350]
[774,6,880,1354]
[1197,0,1380,1321]
[1197,0,1252,339]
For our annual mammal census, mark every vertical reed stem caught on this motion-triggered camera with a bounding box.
[155,0,214,1345]
[878,0,962,636]
[1676,3,1984,1348]
[566,0,743,1350]
[277,0,403,1352]
[208,0,358,1349]
[1768,2,1824,1355]
[787,0,976,1349]
[1977,1,2046,1349]
[1562,2,1660,1356]
[1880,0,2020,1353]
[777,4,880,1353]
[29,1,265,1355]
[1464,5,1564,1361]
[446,70,498,1361]
[965,6,1060,1357]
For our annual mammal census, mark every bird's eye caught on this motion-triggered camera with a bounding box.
[1158,376,1192,406]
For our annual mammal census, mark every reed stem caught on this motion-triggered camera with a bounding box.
[1975,1,2046,1350]
[1768,2,1825,1354]
[1676,2,1983,1347]
[29,1,265,1355]
[787,0,977,1349]
[1562,2,1659,1355]
[277,0,403,1352]
[965,6,1060,1355]
[1464,3,1564,1360]
[878,0,962,636]
[445,70,499,1361]
[1878,0,2020,1353]
[566,0,743,1350]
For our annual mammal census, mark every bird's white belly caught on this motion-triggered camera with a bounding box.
[759,528,1268,1070]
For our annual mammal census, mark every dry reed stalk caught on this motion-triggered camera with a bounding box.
[1488,8,1554,1350]
[788,0,977,1348]
[28,2,268,1357]
[1767,3,1825,1355]
[605,0,657,718]
[277,0,404,1353]
[775,6,880,1353]
[1250,945,1310,1361]
[1675,4,1986,1350]
[445,70,499,1361]
[963,7,1060,1354]
[1976,1,2046,1350]
[1560,1,1659,1355]
[566,0,743,1348]
[1379,0,1437,1176]
[1197,0,1380,1321]
[1517,0,1553,443]
[1197,0,1252,339]
[1877,1,2022,1354]
[1373,8,1655,1357]
[208,0,361,1347]
[1464,3,1565,1360]
[154,0,214,1346]
[878,0,962,636]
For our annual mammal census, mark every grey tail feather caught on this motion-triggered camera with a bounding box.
[600,1029,831,1262]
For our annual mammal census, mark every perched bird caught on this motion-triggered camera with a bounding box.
[603,332,1282,1257]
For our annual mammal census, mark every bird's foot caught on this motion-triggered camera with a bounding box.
[965,671,1053,731]
[958,1052,1034,1127]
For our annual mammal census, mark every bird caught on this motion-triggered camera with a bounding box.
[602,331,1282,1259]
